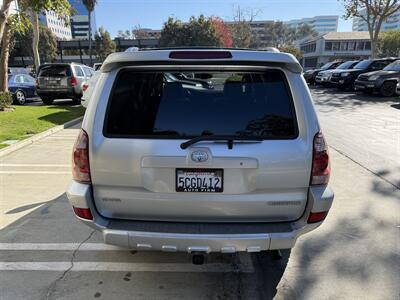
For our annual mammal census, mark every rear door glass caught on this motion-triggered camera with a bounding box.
[105,70,298,139]
[73,66,85,77]
[39,66,71,77]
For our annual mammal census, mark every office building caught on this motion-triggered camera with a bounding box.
[284,16,339,34]
[298,32,372,68]
[227,15,339,47]
[38,11,72,40]
[68,0,97,39]
[353,9,400,32]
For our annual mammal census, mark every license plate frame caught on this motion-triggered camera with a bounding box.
[176,168,224,193]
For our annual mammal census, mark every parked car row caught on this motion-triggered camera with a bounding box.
[7,63,98,105]
[305,57,400,97]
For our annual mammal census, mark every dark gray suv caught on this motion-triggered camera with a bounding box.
[355,59,400,97]
[36,63,94,105]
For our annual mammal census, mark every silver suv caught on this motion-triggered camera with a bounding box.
[67,49,334,255]
[37,63,95,105]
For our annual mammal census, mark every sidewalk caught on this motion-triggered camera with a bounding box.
[0,124,80,229]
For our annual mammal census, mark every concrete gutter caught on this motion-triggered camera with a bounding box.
[0,116,83,159]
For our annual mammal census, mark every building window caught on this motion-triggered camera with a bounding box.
[332,42,340,51]
[340,42,348,51]
[325,42,333,51]
[356,42,364,51]
[364,41,371,50]
[348,41,356,51]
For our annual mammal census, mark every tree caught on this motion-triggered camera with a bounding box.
[0,13,30,91]
[339,0,400,58]
[82,0,97,65]
[296,24,318,40]
[19,0,71,71]
[94,26,116,61]
[229,5,261,48]
[160,15,221,47]
[210,17,232,47]
[12,24,57,63]
[0,0,13,43]
[277,45,303,61]
[378,29,400,56]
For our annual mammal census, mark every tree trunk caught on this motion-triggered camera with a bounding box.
[0,0,12,45]
[31,11,41,72]
[0,22,12,92]
[88,11,92,66]
[371,40,377,59]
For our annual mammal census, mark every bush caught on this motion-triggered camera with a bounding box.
[0,92,13,110]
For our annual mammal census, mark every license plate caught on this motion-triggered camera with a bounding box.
[355,85,365,90]
[176,169,223,193]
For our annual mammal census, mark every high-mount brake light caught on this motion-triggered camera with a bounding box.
[169,51,232,59]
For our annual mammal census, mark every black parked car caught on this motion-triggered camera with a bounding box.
[303,61,343,84]
[330,58,398,90]
[354,59,400,97]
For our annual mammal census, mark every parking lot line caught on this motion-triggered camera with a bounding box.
[0,171,71,174]
[0,261,254,273]
[0,164,71,168]
[0,243,124,251]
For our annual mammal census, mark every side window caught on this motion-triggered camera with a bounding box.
[23,75,35,84]
[73,66,84,77]
[15,75,23,83]
[83,67,92,78]
[371,62,386,70]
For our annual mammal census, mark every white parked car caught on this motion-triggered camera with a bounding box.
[81,71,100,108]
[67,49,334,261]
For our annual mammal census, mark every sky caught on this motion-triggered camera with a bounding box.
[95,0,353,37]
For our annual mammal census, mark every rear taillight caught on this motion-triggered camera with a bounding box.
[35,79,39,87]
[307,211,328,223]
[73,206,93,220]
[70,76,77,86]
[82,83,89,92]
[72,129,91,184]
[311,132,330,185]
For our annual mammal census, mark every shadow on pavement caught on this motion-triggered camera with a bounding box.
[309,86,399,111]
[0,193,290,300]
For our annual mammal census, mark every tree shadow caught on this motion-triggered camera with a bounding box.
[311,87,399,112]
[37,105,84,126]
[0,193,290,300]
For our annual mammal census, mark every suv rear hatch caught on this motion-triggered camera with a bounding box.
[90,66,312,223]
[38,64,72,91]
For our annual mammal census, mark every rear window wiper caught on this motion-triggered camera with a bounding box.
[180,135,263,150]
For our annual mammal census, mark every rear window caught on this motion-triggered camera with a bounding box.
[104,70,298,139]
[39,65,71,77]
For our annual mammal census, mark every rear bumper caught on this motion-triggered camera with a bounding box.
[66,182,334,252]
[37,88,78,99]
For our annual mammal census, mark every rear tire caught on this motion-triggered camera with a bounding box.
[42,98,54,105]
[13,90,26,105]
[72,97,81,105]
[380,81,396,97]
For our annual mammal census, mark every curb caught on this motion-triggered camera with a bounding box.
[0,116,83,159]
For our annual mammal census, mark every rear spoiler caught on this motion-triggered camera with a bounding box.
[101,50,303,74]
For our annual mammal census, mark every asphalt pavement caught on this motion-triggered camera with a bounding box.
[0,90,399,300]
